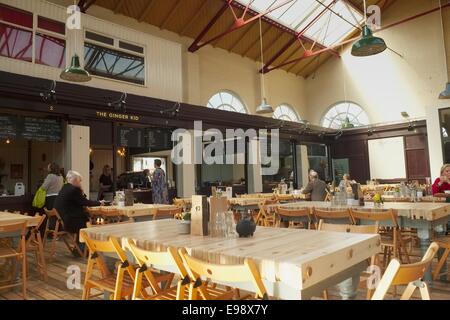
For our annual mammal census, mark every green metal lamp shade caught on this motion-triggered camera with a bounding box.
[341,117,355,129]
[439,83,450,99]
[351,25,387,57]
[60,54,92,83]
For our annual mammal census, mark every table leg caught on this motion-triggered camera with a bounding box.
[417,228,433,282]
[337,275,360,300]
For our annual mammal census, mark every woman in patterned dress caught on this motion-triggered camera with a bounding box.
[151,159,168,204]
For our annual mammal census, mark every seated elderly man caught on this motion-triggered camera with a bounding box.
[301,170,329,201]
[54,170,103,256]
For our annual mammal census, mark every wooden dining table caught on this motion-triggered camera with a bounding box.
[88,203,177,221]
[80,219,380,300]
[0,212,39,227]
[270,201,450,281]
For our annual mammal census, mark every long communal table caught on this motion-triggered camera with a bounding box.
[89,203,177,221]
[269,201,450,282]
[81,219,380,300]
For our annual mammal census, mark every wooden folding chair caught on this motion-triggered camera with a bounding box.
[349,208,411,268]
[433,236,450,281]
[43,208,83,258]
[126,239,186,300]
[178,248,268,300]
[371,242,439,300]
[318,220,380,299]
[312,208,352,228]
[153,207,182,220]
[255,198,278,227]
[26,214,48,281]
[81,232,136,300]
[276,207,311,229]
[0,222,27,299]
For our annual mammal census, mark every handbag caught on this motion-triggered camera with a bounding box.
[32,187,47,209]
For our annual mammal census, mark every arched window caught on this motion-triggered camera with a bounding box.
[273,104,301,122]
[321,102,369,129]
[207,91,248,114]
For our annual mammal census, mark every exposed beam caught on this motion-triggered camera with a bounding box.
[138,0,157,23]
[179,1,210,36]
[189,0,297,53]
[227,0,337,54]
[266,1,450,73]
[160,0,183,29]
[188,2,229,52]
[260,0,337,73]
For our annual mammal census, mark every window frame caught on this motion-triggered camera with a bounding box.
[0,4,66,68]
[83,29,147,87]
[321,101,370,129]
[273,103,301,122]
[206,90,248,114]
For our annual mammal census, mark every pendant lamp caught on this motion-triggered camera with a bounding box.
[60,54,91,82]
[60,3,91,82]
[351,0,387,57]
[256,17,273,114]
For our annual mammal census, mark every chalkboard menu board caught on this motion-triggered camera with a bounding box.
[116,126,145,148]
[0,115,62,142]
[21,117,62,142]
[147,129,172,151]
[0,115,18,139]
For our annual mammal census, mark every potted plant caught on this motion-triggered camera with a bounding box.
[178,212,191,234]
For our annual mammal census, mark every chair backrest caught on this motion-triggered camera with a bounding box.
[0,221,27,236]
[371,242,439,300]
[178,247,267,300]
[313,208,352,223]
[80,231,134,278]
[44,208,65,230]
[318,220,379,234]
[276,207,310,219]
[349,208,399,227]
[0,221,27,252]
[173,198,183,207]
[126,239,188,293]
[153,207,182,220]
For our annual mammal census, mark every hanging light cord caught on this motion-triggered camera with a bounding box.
[363,0,367,24]
[439,0,449,80]
[259,17,266,99]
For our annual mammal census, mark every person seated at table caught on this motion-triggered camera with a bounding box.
[432,164,450,202]
[301,170,329,201]
[339,173,356,190]
[98,165,113,200]
[54,170,103,256]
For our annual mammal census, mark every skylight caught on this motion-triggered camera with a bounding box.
[237,0,364,47]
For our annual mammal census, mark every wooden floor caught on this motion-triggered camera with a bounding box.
[0,237,449,300]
